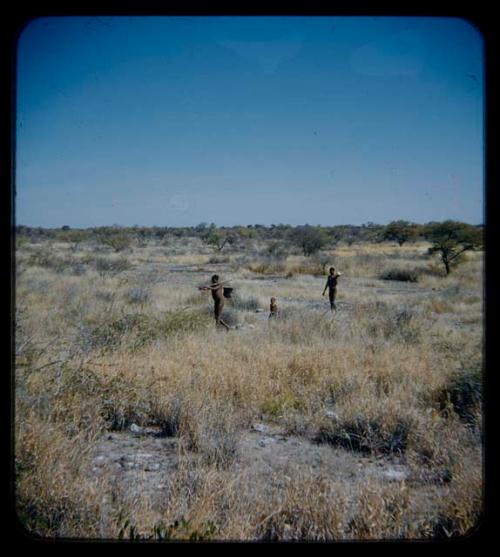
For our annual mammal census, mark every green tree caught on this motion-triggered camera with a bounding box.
[424,221,483,275]
[236,226,255,240]
[291,225,328,256]
[381,220,419,246]
[201,225,235,251]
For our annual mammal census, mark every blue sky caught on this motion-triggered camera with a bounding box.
[15,16,484,228]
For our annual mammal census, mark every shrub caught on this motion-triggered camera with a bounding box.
[208,254,231,264]
[179,402,241,469]
[256,476,345,541]
[380,268,419,283]
[287,259,324,276]
[99,233,132,252]
[16,236,30,250]
[364,305,424,344]
[315,414,414,455]
[93,256,132,276]
[159,309,212,337]
[230,293,261,311]
[77,310,211,354]
[26,248,56,269]
[436,365,482,424]
[260,393,305,419]
[247,257,286,275]
[265,241,288,258]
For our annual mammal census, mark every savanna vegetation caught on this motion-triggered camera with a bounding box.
[14,220,483,541]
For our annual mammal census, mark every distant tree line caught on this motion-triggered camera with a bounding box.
[15,220,483,275]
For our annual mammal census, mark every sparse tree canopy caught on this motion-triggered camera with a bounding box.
[424,220,483,275]
[201,226,236,251]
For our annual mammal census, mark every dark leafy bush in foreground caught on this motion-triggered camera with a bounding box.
[380,268,419,283]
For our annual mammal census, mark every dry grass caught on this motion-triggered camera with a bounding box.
[14,238,483,540]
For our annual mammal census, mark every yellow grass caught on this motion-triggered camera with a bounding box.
[15,238,483,540]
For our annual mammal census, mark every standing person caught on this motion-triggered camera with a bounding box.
[322,267,342,312]
[199,274,231,330]
[269,297,278,319]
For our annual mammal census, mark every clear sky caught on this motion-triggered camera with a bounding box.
[15,16,484,228]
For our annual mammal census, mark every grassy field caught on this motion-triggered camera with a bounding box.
[14,235,483,541]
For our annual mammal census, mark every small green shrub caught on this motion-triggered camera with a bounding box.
[261,393,305,418]
[99,233,132,252]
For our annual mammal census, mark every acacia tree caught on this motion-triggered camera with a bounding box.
[201,225,235,251]
[424,221,483,275]
[381,220,419,246]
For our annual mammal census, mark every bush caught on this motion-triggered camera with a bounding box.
[247,257,287,275]
[93,257,132,276]
[99,233,132,252]
[207,254,231,264]
[159,310,212,337]
[265,241,288,258]
[230,293,261,311]
[380,268,419,283]
[315,414,414,455]
[437,365,482,424]
[77,310,211,354]
[288,260,324,276]
[179,402,241,469]
[364,304,424,344]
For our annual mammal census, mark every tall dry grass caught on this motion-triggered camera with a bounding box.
[14,238,483,540]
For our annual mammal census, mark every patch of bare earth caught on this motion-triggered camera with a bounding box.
[89,421,448,523]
